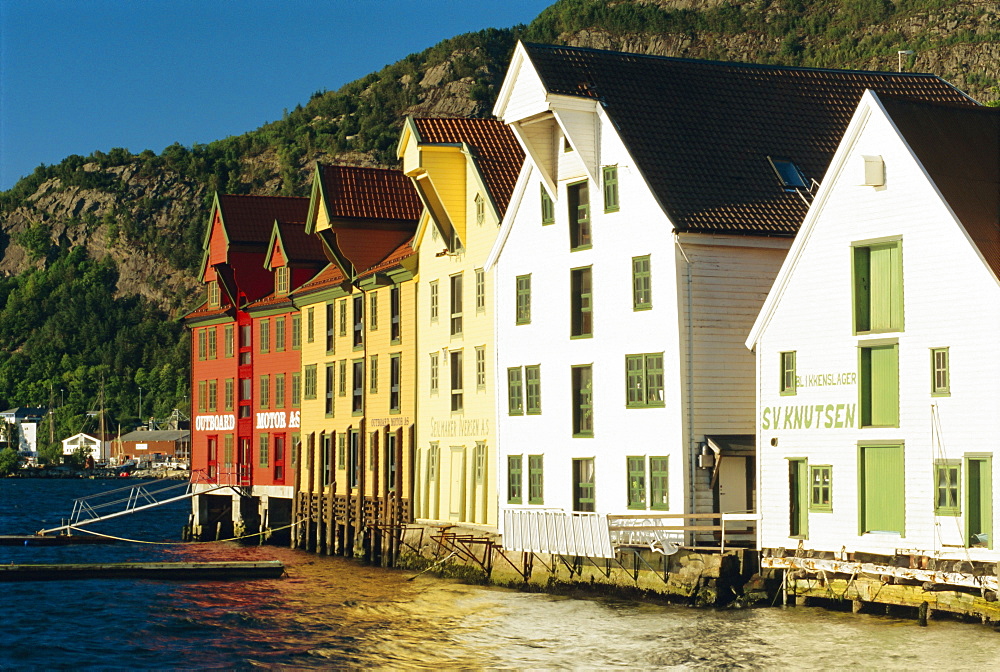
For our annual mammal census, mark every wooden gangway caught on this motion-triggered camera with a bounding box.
[36,477,237,536]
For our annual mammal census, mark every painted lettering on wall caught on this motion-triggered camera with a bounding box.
[195,414,236,431]
[255,410,301,430]
[430,417,490,438]
[368,416,411,428]
[796,372,857,388]
[761,404,856,430]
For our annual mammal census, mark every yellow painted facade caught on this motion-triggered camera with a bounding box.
[399,122,501,528]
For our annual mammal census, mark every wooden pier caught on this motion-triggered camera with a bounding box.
[0,560,285,581]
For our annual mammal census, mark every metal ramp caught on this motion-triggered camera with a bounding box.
[37,479,236,536]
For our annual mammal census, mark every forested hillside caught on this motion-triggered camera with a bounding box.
[1,0,998,460]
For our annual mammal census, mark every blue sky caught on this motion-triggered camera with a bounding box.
[0,0,553,191]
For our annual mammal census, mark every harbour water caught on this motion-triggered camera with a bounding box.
[3,478,1000,669]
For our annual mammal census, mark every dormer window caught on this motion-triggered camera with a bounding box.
[207,281,220,307]
[275,267,290,295]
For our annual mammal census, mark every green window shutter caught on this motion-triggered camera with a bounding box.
[507,367,523,415]
[966,457,992,549]
[528,454,544,504]
[571,267,593,338]
[627,456,646,509]
[569,181,590,250]
[632,255,651,310]
[860,444,904,535]
[573,457,595,512]
[871,345,899,427]
[508,455,523,504]
[525,365,541,415]
[603,165,619,212]
[854,241,903,333]
[572,365,594,436]
[853,246,871,333]
[650,457,669,510]
[540,185,554,225]
[516,275,531,324]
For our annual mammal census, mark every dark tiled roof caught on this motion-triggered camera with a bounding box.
[318,165,423,221]
[219,195,309,245]
[274,221,327,264]
[880,95,1000,277]
[522,42,976,236]
[413,117,525,216]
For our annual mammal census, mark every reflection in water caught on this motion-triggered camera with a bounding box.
[4,479,1000,669]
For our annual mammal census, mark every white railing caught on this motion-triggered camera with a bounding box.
[503,509,615,559]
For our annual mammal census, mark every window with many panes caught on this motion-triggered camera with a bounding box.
[326,304,335,353]
[353,295,364,348]
[275,317,285,352]
[475,346,486,390]
[291,314,301,350]
[259,320,270,353]
[450,350,464,412]
[809,465,832,512]
[572,365,594,436]
[540,185,554,224]
[507,455,523,504]
[507,367,523,415]
[650,457,669,510]
[224,324,234,357]
[276,266,290,295]
[450,274,463,336]
[627,456,646,509]
[339,360,347,396]
[198,380,207,412]
[390,286,401,343]
[780,351,796,395]
[626,353,664,408]
[274,374,285,409]
[390,354,401,413]
[198,330,207,360]
[306,307,315,343]
[430,353,439,393]
[325,364,335,417]
[304,365,317,400]
[853,240,903,333]
[208,280,220,307]
[429,281,439,322]
[475,269,485,313]
[632,255,651,310]
[859,343,898,427]
[207,380,217,412]
[339,299,347,336]
[525,365,541,415]
[528,455,544,504]
[370,292,378,331]
[259,434,269,467]
[570,267,593,338]
[369,354,378,394]
[207,328,217,359]
[573,458,595,512]
[516,274,531,325]
[337,433,346,469]
[352,360,364,414]
[568,181,591,250]
[603,165,619,212]
[931,347,949,395]
[934,460,960,515]
[224,379,234,411]
[259,375,269,409]
[291,372,301,407]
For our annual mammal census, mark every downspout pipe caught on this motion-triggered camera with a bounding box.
[674,234,697,530]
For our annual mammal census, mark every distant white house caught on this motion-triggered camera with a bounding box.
[747,92,998,566]
[0,408,47,460]
[61,432,113,463]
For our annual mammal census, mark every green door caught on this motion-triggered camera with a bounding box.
[860,444,904,535]
[789,459,808,538]
[965,456,993,549]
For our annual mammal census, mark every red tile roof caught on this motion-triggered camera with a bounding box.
[522,43,977,236]
[358,239,415,278]
[412,117,525,216]
[218,194,310,245]
[880,95,1000,277]
[292,263,348,298]
[318,165,423,222]
[274,221,327,265]
[183,301,232,323]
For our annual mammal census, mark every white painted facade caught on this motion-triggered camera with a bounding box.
[61,432,111,462]
[748,91,999,562]
[489,44,792,533]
